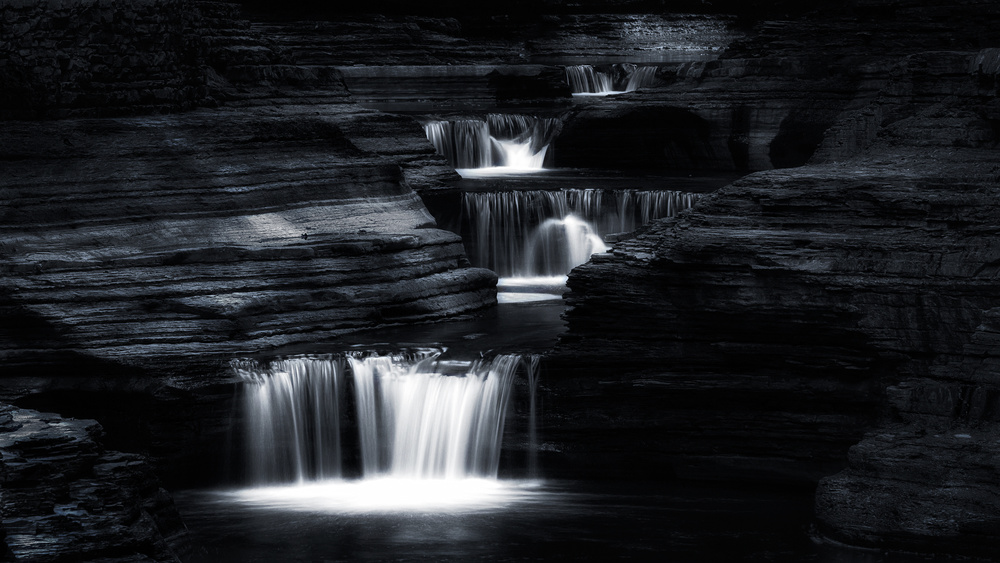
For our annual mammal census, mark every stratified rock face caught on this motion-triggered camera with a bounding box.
[0,104,496,376]
[548,14,1000,492]
[0,405,188,562]
[253,14,732,67]
[815,310,1000,557]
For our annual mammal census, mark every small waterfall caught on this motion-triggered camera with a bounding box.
[565,65,615,94]
[624,65,659,92]
[423,120,493,168]
[423,114,559,175]
[235,357,343,484]
[461,189,700,278]
[235,351,539,485]
[525,216,607,277]
[565,64,659,96]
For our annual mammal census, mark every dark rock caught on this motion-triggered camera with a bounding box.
[0,404,189,562]
[546,2,1000,556]
[0,104,496,377]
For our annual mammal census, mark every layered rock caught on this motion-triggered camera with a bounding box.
[0,104,495,376]
[548,3,1000,556]
[0,404,188,562]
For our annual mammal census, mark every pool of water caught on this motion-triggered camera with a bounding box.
[174,479,961,563]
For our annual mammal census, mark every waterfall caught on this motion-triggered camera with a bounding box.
[423,114,559,176]
[234,351,538,485]
[423,120,493,168]
[565,65,615,94]
[461,189,700,278]
[524,216,607,277]
[565,64,658,96]
[235,357,343,484]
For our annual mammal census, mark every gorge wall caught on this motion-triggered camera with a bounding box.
[546,2,1000,557]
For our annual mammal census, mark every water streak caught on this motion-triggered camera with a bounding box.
[234,357,343,484]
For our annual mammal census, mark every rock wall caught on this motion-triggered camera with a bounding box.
[0,405,189,562]
[0,0,344,118]
[0,0,499,493]
[0,105,496,377]
[547,7,1000,558]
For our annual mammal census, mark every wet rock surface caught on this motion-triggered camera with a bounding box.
[0,404,188,562]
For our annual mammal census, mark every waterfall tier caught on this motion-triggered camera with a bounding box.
[565,64,659,96]
[423,114,560,175]
[461,189,700,278]
[234,351,537,485]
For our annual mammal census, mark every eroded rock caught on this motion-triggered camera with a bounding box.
[0,405,188,562]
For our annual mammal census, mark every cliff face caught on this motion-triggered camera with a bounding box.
[547,5,1000,556]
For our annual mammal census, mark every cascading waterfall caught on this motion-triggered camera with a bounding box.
[235,357,343,484]
[624,65,659,92]
[461,189,700,279]
[423,114,559,176]
[234,351,538,486]
[565,64,659,96]
[565,65,615,94]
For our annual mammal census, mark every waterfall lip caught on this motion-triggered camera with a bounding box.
[217,478,546,514]
[497,276,570,303]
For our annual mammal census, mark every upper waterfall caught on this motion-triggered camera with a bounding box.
[423,114,559,176]
[565,64,658,96]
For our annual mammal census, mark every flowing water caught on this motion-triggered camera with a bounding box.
[565,64,659,96]
[166,28,945,562]
[459,189,700,300]
[423,114,559,176]
[233,350,536,484]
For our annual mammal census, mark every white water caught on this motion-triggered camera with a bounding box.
[347,353,519,479]
[525,215,608,277]
[461,189,700,279]
[566,64,658,96]
[223,478,542,514]
[235,351,538,494]
[424,114,558,176]
[236,357,343,483]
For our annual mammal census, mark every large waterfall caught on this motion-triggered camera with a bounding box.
[423,114,559,176]
[565,64,659,96]
[234,350,536,486]
[461,189,700,280]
